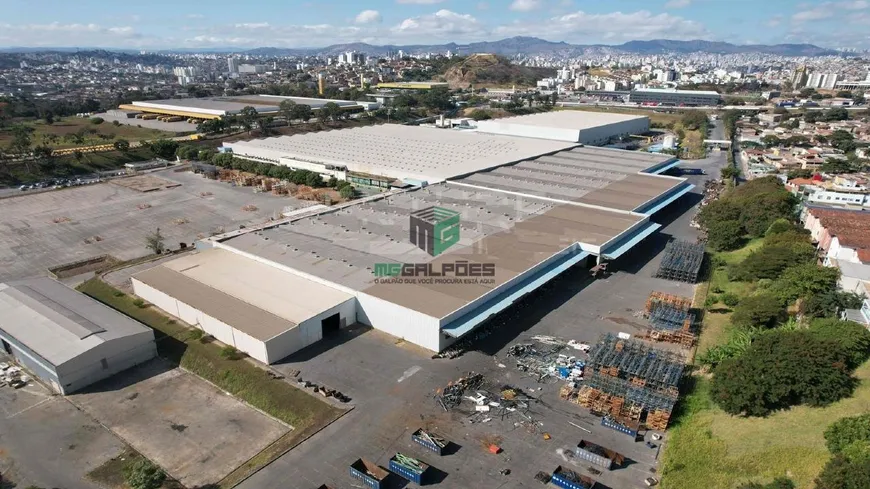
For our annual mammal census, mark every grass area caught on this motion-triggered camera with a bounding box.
[663,362,870,489]
[0,146,154,186]
[0,117,174,149]
[558,105,684,127]
[77,278,346,487]
[87,447,183,489]
[662,238,870,489]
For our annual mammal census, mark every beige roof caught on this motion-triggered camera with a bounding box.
[361,204,642,318]
[134,248,353,341]
[577,174,685,211]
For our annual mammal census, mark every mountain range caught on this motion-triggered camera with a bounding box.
[0,37,844,57]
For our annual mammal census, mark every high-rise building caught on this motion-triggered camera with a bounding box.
[227,57,239,74]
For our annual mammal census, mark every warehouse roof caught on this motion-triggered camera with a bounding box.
[225,125,576,182]
[632,88,721,97]
[133,248,353,341]
[0,278,153,366]
[220,183,645,318]
[451,146,689,212]
[131,95,364,116]
[475,110,648,131]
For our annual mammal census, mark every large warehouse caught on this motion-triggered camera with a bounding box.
[0,278,157,394]
[133,126,692,362]
[474,111,650,144]
[118,95,378,120]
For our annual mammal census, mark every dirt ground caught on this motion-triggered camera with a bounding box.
[68,361,291,488]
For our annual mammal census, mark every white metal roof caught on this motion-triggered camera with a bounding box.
[475,110,648,131]
[136,248,353,339]
[225,125,576,182]
[0,278,153,367]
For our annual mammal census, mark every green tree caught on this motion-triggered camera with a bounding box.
[238,106,259,133]
[810,318,870,369]
[711,331,853,416]
[148,139,179,160]
[113,138,130,152]
[321,102,342,122]
[89,116,104,125]
[291,104,313,123]
[339,185,355,199]
[469,109,492,120]
[769,264,840,304]
[728,241,816,281]
[124,458,166,489]
[825,414,870,454]
[198,149,216,162]
[787,169,813,180]
[721,165,741,180]
[706,219,745,251]
[145,228,166,254]
[730,292,785,328]
[304,171,322,187]
[815,454,870,489]
[761,134,782,147]
[822,158,854,174]
[175,145,199,160]
[212,153,233,167]
[279,99,296,125]
[680,111,709,131]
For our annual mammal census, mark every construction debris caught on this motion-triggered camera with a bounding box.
[507,336,588,384]
[654,240,705,283]
[241,204,258,212]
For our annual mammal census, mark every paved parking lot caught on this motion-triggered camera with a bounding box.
[0,372,124,489]
[0,169,312,282]
[239,157,721,489]
[69,360,291,488]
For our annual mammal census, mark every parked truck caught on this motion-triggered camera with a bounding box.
[576,440,625,470]
[349,458,388,489]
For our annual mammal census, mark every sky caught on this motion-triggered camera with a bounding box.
[0,0,867,50]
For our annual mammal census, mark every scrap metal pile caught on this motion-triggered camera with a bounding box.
[563,334,686,431]
[507,335,589,384]
[642,292,698,347]
[434,372,544,433]
[654,240,705,283]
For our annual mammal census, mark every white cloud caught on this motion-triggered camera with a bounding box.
[766,15,783,27]
[837,0,869,9]
[355,10,382,24]
[792,4,835,21]
[0,22,144,47]
[496,10,708,42]
[392,9,485,40]
[234,22,271,29]
[396,0,445,4]
[509,0,542,11]
[664,0,692,8]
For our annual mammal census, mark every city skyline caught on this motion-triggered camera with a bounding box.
[0,0,868,51]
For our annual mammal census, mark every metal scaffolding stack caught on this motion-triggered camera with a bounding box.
[643,291,698,347]
[654,240,705,283]
[571,334,686,430]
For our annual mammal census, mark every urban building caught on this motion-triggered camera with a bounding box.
[628,88,721,106]
[0,278,157,394]
[239,64,267,74]
[227,57,238,74]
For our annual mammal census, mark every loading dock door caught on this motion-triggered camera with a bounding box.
[321,313,340,337]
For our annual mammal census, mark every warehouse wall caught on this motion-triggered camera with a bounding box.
[265,298,356,363]
[356,293,441,351]
[56,333,157,394]
[577,119,649,145]
[474,121,582,143]
[132,279,271,363]
[0,328,61,393]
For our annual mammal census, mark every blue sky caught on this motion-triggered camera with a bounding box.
[0,0,867,49]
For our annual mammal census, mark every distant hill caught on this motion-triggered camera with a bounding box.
[438,53,551,89]
[0,36,843,57]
